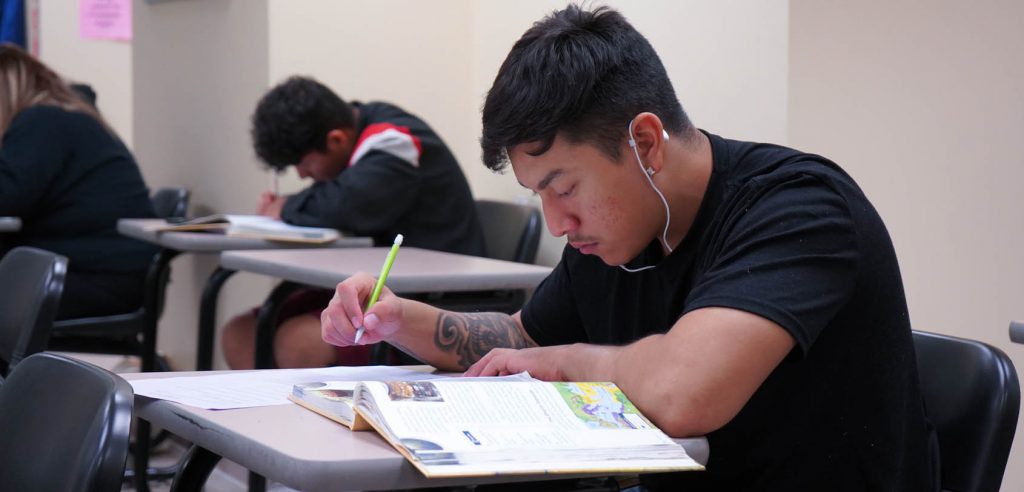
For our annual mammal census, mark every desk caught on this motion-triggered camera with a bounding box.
[221,248,554,368]
[118,218,372,371]
[124,371,709,492]
[0,216,20,232]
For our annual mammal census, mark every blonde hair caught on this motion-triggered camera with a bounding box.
[0,43,109,137]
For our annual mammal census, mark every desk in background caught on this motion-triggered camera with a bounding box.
[220,247,554,368]
[123,370,709,492]
[117,218,372,370]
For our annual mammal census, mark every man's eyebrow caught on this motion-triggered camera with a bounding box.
[517,169,564,191]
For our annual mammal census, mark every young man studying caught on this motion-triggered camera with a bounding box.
[221,76,485,369]
[319,6,939,490]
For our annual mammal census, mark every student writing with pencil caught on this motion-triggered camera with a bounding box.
[320,6,938,490]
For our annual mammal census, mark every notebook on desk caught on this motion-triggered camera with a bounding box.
[152,214,340,244]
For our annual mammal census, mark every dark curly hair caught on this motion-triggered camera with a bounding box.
[251,76,355,170]
[480,5,691,171]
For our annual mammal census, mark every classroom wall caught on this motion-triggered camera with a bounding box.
[132,0,272,369]
[789,1,1024,489]
[37,0,134,145]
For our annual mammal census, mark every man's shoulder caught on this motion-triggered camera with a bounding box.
[709,132,858,199]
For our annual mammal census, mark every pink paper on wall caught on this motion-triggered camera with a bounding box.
[79,0,132,41]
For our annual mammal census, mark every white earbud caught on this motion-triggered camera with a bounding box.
[627,129,669,148]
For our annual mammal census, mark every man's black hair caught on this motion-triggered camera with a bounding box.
[481,5,691,171]
[251,76,355,170]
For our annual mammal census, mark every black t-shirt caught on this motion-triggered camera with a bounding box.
[0,105,157,273]
[281,102,486,256]
[522,132,939,490]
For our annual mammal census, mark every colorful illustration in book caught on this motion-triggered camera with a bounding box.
[553,382,652,429]
[387,381,444,402]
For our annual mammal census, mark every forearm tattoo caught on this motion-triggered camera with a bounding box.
[433,312,528,368]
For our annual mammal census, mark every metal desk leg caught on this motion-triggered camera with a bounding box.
[197,267,237,370]
[169,444,222,492]
[141,248,181,373]
[134,419,153,492]
[253,281,304,369]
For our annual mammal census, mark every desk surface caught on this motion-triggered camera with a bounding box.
[221,247,554,292]
[0,216,20,232]
[118,218,372,252]
[124,371,708,491]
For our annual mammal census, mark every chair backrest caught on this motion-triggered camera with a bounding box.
[913,330,1020,492]
[0,247,67,377]
[475,199,542,264]
[151,186,190,220]
[0,352,133,492]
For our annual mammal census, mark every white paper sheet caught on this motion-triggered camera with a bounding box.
[129,366,446,410]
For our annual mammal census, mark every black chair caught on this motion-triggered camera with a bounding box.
[415,199,543,315]
[0,246,67,378]
[0,352,133,491]
[46,186,190,373]
[913,330,1020,492]
[45,187,187,491]
[151,186,189,219]
[477,199,543,265]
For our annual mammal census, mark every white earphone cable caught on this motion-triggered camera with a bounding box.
[619,119,673,273]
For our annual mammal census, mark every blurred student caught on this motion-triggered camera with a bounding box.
[0,43,158,319]
[220,76,485,369]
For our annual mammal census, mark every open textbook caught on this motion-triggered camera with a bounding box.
[290,374,703,478]
[153,214,340,243]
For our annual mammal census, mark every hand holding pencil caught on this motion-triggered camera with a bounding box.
[321,234,404,347]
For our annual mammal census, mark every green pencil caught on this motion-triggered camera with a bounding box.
[354,233,403,344]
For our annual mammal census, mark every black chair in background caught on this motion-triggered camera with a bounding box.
[0,246,67,378]
[477,199,543,265]
[913,330,1020,492]
[416,199,543,315]
[47,186,190,373]
[0,352,133,491]
[45,187,187,492]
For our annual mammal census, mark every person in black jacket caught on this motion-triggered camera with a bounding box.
[221,76,485,369]
[0,43,158,319]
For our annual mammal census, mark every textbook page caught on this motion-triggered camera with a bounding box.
[355,379,703,477]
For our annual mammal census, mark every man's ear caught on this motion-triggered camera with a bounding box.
[630,112,667,174]
[324,128,352,154]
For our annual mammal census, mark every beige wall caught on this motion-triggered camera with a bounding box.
[37,0,133,145]
[132,0,271,369]
[789,1,1024,489]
